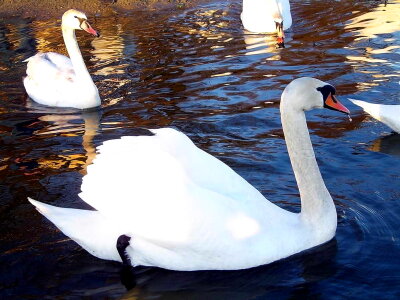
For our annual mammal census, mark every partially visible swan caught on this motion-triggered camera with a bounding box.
[241,0,292,42]
[350,99,400,133]
[23,9,101,109]
[28,77,350,271]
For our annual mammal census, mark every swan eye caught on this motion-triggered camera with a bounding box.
[317,85,336,102]
[73,16,86,28]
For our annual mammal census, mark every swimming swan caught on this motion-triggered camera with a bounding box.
[241,0,292,42]
[23,9,100,109]
[28,77,350,271]
[349,99,400,133]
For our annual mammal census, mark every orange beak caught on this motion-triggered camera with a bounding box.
[276,22,285,46]
[81,20,100,37]
[325,94,350,114]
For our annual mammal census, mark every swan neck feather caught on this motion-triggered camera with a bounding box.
[280,103,336,230]
[62,27,94,83]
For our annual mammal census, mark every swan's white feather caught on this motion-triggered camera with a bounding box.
[28,198,122,261]
[23,52,99,109]
[23,9,100,109]
[241,0,292,33]
[350,99,400,133]
[28,78,342,271]
[78,128,303,270]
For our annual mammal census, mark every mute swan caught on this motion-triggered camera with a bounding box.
[28,77,350,271]
[241,0,292,43]
[23,9,101,109]
[350,99,400,133]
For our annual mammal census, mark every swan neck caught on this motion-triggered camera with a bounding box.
[62,27,93,82]
[280,104,336,225]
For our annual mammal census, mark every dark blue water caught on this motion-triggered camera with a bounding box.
[1,0,399,298]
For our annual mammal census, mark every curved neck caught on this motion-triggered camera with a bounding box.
[62,27,94,83]
[280,104,336,226]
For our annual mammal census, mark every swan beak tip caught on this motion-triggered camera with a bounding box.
[325,94,350,115]
[83,23,100,37]
[277,37,285,48]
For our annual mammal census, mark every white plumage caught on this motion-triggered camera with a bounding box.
[350,99,400,133]
[29,77,350,271]
[23,9,100,109]
[241,0,292,33]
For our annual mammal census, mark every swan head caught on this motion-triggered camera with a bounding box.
[281,77,350,114]
[272,1,285,47]
[61,9,100,37]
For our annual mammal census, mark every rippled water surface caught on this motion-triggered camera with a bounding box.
[1,0,400,298]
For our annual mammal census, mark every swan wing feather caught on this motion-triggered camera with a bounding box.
[350,99,400,133]
[25,52,75,84]
[79,128,284,245]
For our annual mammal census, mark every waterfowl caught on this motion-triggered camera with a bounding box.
[29,77,350,271]
[350,99,400,133]
[23,9,101,109]
[241,0,292,43]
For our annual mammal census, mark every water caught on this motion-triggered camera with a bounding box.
[1,0,399,298]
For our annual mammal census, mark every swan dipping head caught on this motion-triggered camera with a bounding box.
[62,9,100,37]
[281,77,350,114]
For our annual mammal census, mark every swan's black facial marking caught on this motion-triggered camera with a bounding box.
[74,16,87,29]
[275,21,283,30]
[317,85,337,109]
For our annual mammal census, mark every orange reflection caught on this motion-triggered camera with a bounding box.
[33,110,100,175]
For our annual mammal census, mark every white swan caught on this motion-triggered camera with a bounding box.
[23,9,101,109]
[28,77,350,271]
[350,99,400,133]
[241,0,292,41]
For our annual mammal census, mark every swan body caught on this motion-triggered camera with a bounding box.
[23,9,101,109]
[29,78,350,271]
[241,0,292,33]
[350,99,400,133]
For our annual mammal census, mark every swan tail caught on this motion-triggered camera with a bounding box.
[28,198,123,262]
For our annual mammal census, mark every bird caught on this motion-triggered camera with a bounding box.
[349,99,400,133]
[28,77,350,271]
[23,9,101,109]
[241,0,292,44]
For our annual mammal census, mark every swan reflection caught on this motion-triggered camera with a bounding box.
[120,240,337,300]
[30,107,101,174]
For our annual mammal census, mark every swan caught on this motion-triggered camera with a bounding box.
[241,0,292,42]
[28,77,350,271]
[349,99,400,133]
[23,9,101,109]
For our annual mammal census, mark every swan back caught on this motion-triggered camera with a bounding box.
[241,0,292,33]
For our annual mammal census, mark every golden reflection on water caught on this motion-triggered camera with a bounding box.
[368,134,400,157]
[34,111,100,175]
[91,23,129,76]
[345,0,400,91]
[178,8,230,39]
[243,34,279,56]
[30,20,66,54]
[346,0,400,41]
